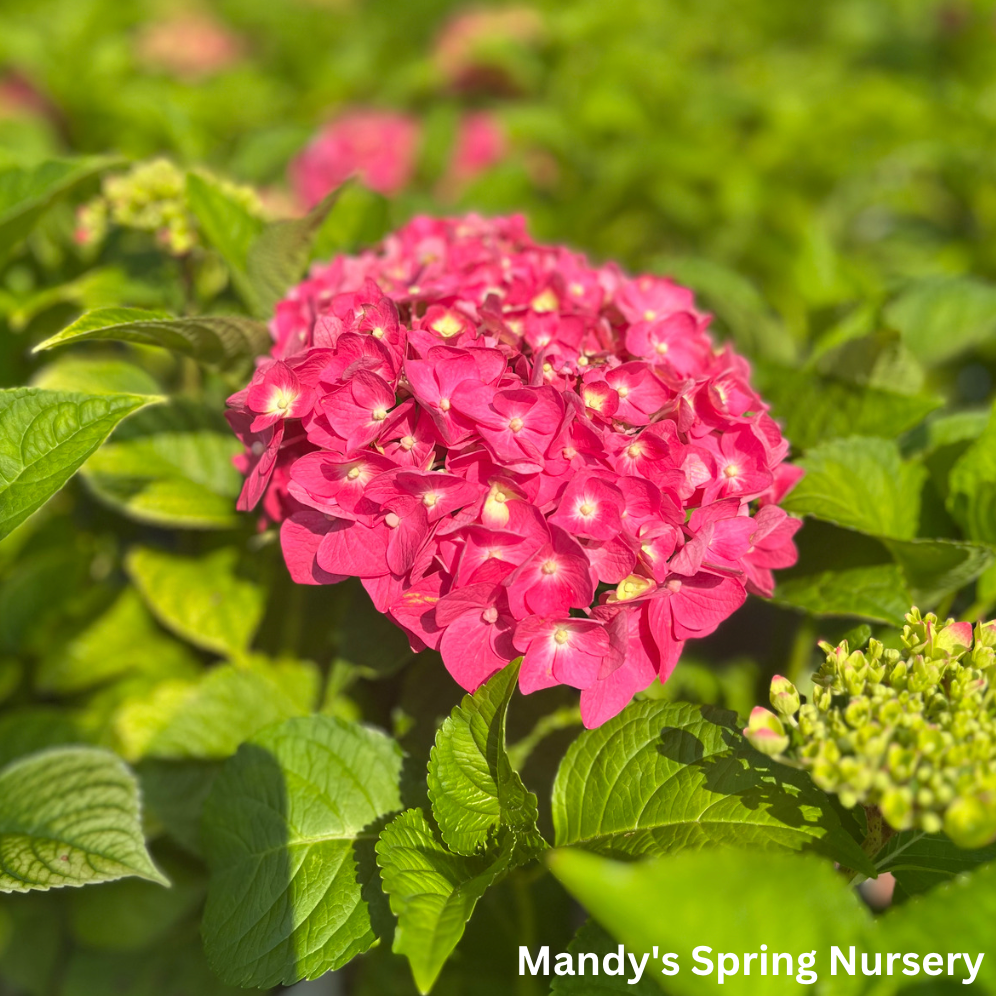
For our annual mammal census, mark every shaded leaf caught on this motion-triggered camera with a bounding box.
[550,919,660,995]
[201,715,403,988]
[0,387,158,541]
[0,747,166,893]
[882,537,994,606]
[552,700,873,873]
[875,830,996,900]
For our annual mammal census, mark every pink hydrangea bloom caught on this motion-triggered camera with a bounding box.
[227,214,802,727]
[135,14,243,80]
[290,111,421,206]
[446,112,508,189]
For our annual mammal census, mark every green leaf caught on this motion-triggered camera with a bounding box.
[427,661,544,856]
[947,401,996,544]
[36,587,200,694]
[138,759,221,858]
[782,436,926,540]
[0,387,159,541]
[245,185,347,319]
[0,156,117,262]
[882,537,994,605]
[774,564,912,625]
[548,848,870,996]
[32,357,161,396]
[377,808,511,994]
[875,830,996,899]
[34,307,271,373]
[126,546,264,658]
[0,746,166,893]
[81,401,243,529]
[113,663,310,761]
[68,854,203,951]
[875,861,996,990]
[654,255,796,364]
[753,364,938,451]
[552,700,873,873]
[186,172,265,306]
[885,275,996,365]
[551,919,660,995]
[201,715,403,988]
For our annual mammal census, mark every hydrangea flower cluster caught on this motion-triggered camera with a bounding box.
[76,159,263,255]
[227,214,802,727]
[745,609,996,848]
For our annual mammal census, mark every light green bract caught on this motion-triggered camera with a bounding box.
[0,746,166,892]
[746,608,996,848]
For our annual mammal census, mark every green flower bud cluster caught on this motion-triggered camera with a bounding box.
[77,159,262,255]
[744,609,996,849]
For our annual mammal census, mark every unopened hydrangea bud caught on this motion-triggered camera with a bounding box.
[743,707,789,757]
[751,607,996,849]
[769,675,800,717]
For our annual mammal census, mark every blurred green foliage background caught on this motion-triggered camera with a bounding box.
[4,1,996,993]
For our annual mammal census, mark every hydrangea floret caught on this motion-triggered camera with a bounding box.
[227,214,803,727]
[745,609,996,849]
[76,158,263,255]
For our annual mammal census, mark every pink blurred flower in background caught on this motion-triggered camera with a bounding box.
[445,111,508,191]
[135,13,244,81]
[290,110,421,207]
[434,6,544,94]
[0,72,51,121]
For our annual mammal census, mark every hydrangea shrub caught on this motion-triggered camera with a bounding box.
[226,214,803,727]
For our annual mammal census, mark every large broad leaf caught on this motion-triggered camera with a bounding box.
[113,663,310,761]
[885,275,996,365]
[377,807,511,994]
[245,186,346,319]
[753,364,938,451]
[552,700,873,873]
[946,401,996,544]
[873,862,996,990]
[427,661,544,856]
[883,537,994,605]
[875,831,996,900]
[34,307,271,373]
[0,387,158,541]
[201,715,403,988]
[35,587,200,694]
[0,157,117,262]
[773,564,912,625]
[0,746,166,893]
[782,436,925,540]
[126,546,264,658]
[81,401,243,529]
[186,172,265,307]
[547,848,870,996]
